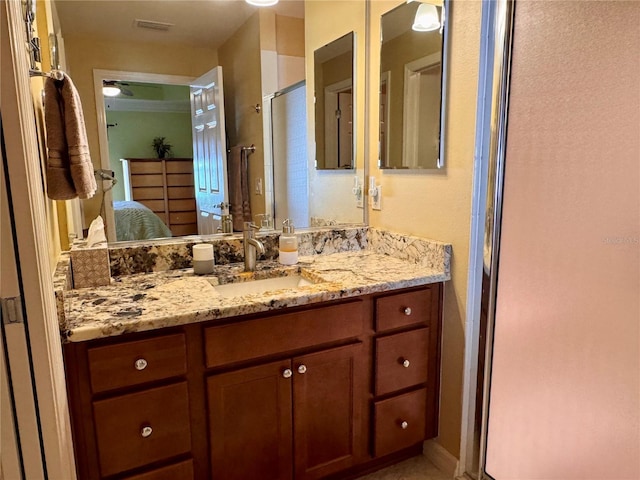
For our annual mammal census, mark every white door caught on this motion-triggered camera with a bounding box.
[190,67,228,235]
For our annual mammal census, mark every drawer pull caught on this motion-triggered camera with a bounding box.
[140,426,153,438]
[400,421,409,430]
[134,358,148,371]
[401,359,410,368]
[403,307,412,316]
[297,364,307,374]
[282,369,293,379]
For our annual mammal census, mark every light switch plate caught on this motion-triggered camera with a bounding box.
[255,178,263,195]
[371,185,382,210]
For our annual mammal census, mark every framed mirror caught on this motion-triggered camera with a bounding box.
[314,32,355,170]
[51,0,367,243]
[378,0,448,170]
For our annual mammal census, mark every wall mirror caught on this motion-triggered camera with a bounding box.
[52,0,367,243]
[378,0,448,170]
[314,32,355,170]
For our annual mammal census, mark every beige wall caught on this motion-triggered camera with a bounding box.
[62,34,218,224]
[306,0,366,225]
[218,12,266,219]
[368,0,481,457]
[276,15,305,90]
[276,15,305,58]
[486,1,640,477]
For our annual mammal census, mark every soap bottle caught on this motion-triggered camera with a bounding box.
[279,219,298,265]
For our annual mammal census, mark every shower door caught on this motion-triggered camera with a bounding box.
[270,82,309,229]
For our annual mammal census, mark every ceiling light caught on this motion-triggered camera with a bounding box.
[102,86,121,97]
[246,0,278,6]
[412,3,440,32]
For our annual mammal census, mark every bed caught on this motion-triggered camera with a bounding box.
[113,201,173,241]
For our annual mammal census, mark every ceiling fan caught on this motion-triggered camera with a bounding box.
[102,80,134,97]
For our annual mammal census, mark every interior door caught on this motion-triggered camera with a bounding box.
[190,67,227,235]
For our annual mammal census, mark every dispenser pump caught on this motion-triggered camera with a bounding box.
[279,219,298,265]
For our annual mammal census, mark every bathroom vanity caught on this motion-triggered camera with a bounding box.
[58,230,450,479]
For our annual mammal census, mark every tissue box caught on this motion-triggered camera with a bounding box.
[70,243,111,289]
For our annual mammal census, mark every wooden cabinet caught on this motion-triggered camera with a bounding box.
[207,344,365,480]
[64,284,443,479]
[121,158,197,236]
[207,360,293,480]
[372,284,443,456]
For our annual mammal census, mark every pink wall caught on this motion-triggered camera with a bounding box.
[485,1,640,478]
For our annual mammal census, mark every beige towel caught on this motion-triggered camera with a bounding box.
[228,146,252,231]
[44,73,97,200]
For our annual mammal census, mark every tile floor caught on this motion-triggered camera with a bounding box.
[356,455,450,480]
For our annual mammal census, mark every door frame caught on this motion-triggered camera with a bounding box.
[458,0,515,478]
[92,69,195,241]
[1,1,78,477]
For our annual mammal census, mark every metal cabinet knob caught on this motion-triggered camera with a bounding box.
[282,369,293,379]
[403,307,412,316]
[141,426,153,438]
[297,365,307,374]
[400,421,408,430]
[134,358,148,371]
[402,359,410,368]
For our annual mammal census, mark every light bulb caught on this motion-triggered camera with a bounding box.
[412,3,440,32]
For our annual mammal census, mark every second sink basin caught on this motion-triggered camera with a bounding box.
[213,274,316,297]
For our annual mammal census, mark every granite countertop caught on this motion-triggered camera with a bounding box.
[60,250,450,343]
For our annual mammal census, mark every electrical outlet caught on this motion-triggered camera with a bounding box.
[255,178,263,195]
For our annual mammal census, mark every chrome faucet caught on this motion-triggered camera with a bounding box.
[243,222,265,272]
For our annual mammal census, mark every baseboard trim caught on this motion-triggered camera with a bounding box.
[423,439,460,478]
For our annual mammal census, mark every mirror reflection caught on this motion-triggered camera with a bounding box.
[314,32,355,170]
[53,0,367,243]
[378,1,446,170]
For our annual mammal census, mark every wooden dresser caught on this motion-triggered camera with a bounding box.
[121,158,197,236]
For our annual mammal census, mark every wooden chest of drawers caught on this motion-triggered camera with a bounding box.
[121,158,197,236]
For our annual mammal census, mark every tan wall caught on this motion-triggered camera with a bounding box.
[218,12,266,219]
[368,0,481,457]
[62,34,218,224]
[306,0,366,225]
[276,15,305,89]
[486,1,640,477]
[276,15,305,58]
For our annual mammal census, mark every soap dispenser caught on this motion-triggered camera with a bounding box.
[279,219,298,265]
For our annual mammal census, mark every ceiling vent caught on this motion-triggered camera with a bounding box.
[134,19,174,31]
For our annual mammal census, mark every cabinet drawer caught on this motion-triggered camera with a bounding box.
[123,459,194,480]
[375,328,429,396]
[130,162,163,175]
[375,288,433,332]
[205,300,364,368]
[87,333,187,393]
[93,382,191,477]
[374,388,427,457]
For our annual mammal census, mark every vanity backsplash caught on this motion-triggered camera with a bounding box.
[65,226,451,287]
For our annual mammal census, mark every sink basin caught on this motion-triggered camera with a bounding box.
[213,274,316,297]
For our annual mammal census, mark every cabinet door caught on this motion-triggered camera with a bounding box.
[293,343,366,480]
[207,360,293,480]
